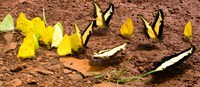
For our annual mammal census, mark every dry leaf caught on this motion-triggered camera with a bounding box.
[3,32,13,44]
[59,57,107,76]
[3,42,17,53]
[3,32,15,53]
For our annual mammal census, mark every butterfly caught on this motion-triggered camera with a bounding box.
[122,46,196,80]
[57,34,72,56]
[74,21,93,47]
[0,14,14,32]
[17,32,39,59]
[31,17,45,39]
[70,33,80,52]
[92,43,127,58]
[120,18,134,38]
[16,13,45,38]
[139,9,164,40]
[184,21,192,40]
[16,13,33,35]
[93,2,114,29]
[51,22,63,48]
[40,26,54,45]
[152,45,195,72]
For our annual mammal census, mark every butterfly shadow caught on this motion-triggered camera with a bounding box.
[182,37,193,44]
[92,28,109,36]
[135,44,160,51]
[147,63,191,84]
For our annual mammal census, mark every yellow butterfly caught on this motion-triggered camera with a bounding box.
[184,21,192,40]
[16,13,34,35]
[57,34,72,56]
[17,32,39,59]
[120,18,134,38]
[51,22,63,48]
[0,14,14,32]
[139,9,164,41]
[31,17,45,39]
[74,22,93,47]
[70,33,80,52]
[93,2,114,29]
[40,26,54,45]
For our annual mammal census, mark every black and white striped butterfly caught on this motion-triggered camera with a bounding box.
[152,45,195,72]
[92,43,127,58]
[139,9,164,41]
[93,2,114,29]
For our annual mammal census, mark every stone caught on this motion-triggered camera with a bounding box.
[63,69,72,74]
[68,73,83,80]
[11,78,22,86]
[36,69,54,75]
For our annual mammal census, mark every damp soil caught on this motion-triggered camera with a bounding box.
[0,0,200,87]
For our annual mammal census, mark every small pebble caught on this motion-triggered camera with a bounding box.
[11,78,22,86]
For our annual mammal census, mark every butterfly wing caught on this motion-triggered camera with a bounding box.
[16,13,33,35]
[93,2,107,28]
[51,22,63,48]
[70,33,80,52]
[184,21,192,39]
[120,18,134,38]
[74,23,83,48]
[17,32,38,58]
[31,17,45,39]
[139,16,157,40]
[103,4,114,26]
[92,43,127,58]
[82,22,93,47]
[40,26,54,45]
[152,9,164,39]
[153,45,195,72]
[0,14,14,32]
[57,34,72,56]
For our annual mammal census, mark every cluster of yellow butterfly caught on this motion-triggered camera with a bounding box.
[0,2,193,59]
[16,13,55,58]
[15,12,93,58]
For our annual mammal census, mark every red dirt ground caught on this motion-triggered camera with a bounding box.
[0,0,200,87]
